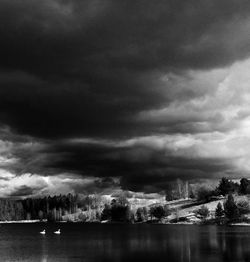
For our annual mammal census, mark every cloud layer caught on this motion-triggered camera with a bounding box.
[1,0,250,196]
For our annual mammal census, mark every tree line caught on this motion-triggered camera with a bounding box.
[192,177,250,224]
[0,194,79,221]
[1,177,250,223]
[194,194,250,225]
[165,177,250,202]
[0,193,170,223]
[195,177,250,202]
[100,195,170,223]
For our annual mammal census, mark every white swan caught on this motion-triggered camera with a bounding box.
[40,229,46,235]
[54,229,60,234]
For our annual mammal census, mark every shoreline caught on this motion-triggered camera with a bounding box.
[230,223,250,226]
[1,220,250,226]
[0,219,47,224]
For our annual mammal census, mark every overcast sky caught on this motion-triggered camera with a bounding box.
[1,0,250,197]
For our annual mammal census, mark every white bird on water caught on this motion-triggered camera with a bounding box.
[40,229,46,235]
[54,229,61,234]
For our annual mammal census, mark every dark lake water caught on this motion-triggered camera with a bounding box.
[0,223,250,262]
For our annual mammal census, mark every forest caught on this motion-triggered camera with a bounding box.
[0,194,79,221]
[0,177,250,224]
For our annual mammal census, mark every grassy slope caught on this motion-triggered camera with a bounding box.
[63,194,250,222]
[167,195,250,220]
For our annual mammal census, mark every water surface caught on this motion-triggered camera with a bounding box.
[0,223,250,262]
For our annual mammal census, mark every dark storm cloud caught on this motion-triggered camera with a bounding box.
[8,185,41,197]
[1,0,250,194]
[29,139,234,192]
[94,177,120,189]
[0,130,237,193]
[0,0,250,139]
[1,0,250,75]
[61,176,120,195]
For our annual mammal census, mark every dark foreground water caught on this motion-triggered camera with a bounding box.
[0,223,250,262]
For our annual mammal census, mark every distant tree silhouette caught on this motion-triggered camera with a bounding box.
[196,187,214,201]
[239,178,250,195]
[110,197,130,222]
[150,205,166,221]
[101,204,112,221]
[215,202,224,218]
[224,194,239,221]
[111,205,130,222]
[217,178,239,196]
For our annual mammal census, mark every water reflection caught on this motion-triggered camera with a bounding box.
[216,227,250,262]
[1,224,250,261]
[40,234,48,262]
